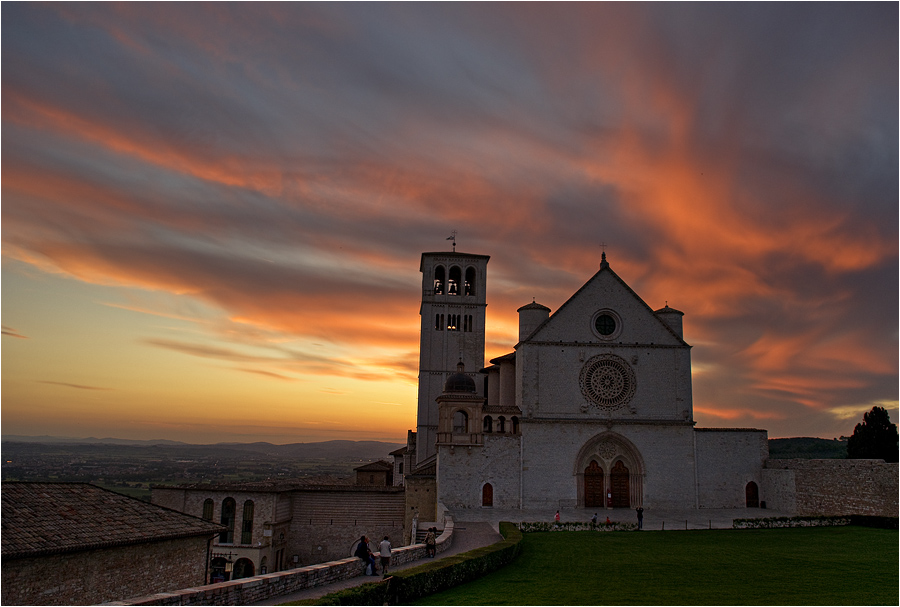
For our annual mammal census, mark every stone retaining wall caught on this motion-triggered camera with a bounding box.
[108,518,454,606]
[763,459,898,516]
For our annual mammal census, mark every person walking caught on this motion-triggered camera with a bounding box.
[591,512,598,525]
[379,535,392,577]
[636,506,644,530]
[554,510,560,524]
[425,527,436,558]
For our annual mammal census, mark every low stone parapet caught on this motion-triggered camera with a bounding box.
[107,518,454,606]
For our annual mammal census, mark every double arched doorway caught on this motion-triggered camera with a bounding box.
[575,432,644,509]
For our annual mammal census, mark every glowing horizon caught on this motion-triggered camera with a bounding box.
[2,4,897,444]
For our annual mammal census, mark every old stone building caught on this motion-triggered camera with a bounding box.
[407,250,769,515]
[1,482,223,606]
[152,480,405,570]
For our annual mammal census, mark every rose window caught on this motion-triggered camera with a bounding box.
[580,355,636,410]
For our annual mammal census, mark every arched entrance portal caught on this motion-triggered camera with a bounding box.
[233,558,255,580]
[574,432,644,509]
[584,461,605,507]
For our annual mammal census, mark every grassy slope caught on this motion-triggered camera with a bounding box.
[413,527,898,605]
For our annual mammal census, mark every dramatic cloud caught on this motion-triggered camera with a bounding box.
[2,3,896,442]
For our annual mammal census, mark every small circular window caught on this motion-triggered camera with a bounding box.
[595,314,616,336]
[591,309,621,340]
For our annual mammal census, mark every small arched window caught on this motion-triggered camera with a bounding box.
[498,416,506,433]
[511,416,519,435]
[453,410,468,433]
[448,266,462,295]
[483,415,493,433]
[241,500,254,544]
[202,498,214,521]
[465,267,476,296]
[435,314,444,331]
[220,498,236,543]
[434,266,445,294]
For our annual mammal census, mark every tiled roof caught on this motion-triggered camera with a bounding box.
[2,482,224,559]
[353,460,392,472]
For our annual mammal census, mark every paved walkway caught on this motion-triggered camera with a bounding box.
[254,507,785,605]
[252,522,502,605]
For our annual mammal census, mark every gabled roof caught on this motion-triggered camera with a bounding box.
[518,258,689,347]
[2,482,224,560]
[388,446,407,456]
[353,460,393,472]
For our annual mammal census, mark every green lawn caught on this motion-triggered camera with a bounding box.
[412,526,898,605]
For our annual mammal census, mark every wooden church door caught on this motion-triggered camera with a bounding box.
[584,461,604,507]
[482,483,493,507]
[610,460,630,508]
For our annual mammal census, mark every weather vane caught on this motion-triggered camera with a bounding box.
[447,230,457,252]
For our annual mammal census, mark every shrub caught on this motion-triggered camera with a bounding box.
[314,522,523,605]
[732,515,850,529]
[849,515,899,529]
[517,521,637,533]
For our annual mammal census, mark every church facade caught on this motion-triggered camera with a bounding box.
[410,249,768,513]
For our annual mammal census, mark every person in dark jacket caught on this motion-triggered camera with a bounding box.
[354,535,377,575]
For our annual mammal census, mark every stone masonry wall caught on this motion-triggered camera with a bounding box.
[763,459,898,516]
[694,429,768,508]
[3,536,211,606]
[110,519,455,606]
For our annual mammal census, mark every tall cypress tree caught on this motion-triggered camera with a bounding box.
[846,406,899,463]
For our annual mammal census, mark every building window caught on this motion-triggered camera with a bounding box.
[241,500,254,544]
[483,415,493,433]
[511,416,519,434]
[448,314,459,331]
[398,463,403,474]
[202,498,214,521]
[463,315,474,332]
[435,314,444,331]
[465,267,476,296]
[434,266,445,295]
[498,416,506,433]
[453,410,468,433]
[220,498,236,543]
[482,483,493,507]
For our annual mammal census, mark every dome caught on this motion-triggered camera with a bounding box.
[444,361,476,393]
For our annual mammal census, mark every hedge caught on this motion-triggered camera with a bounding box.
[517,521,636,533]
[733,515,899,530]
[313,522,522,605]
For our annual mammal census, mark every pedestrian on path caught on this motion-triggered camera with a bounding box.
[379,536,392,577]
[425,527,436,558]
[636,506,644,530]
[554,510,560,524]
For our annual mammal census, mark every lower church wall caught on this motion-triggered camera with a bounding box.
[762,459,898,516]
[437,435,521,509]
[694,429,768,508]
[520,422,697,510]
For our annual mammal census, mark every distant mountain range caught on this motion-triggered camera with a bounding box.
[1,435,405,459]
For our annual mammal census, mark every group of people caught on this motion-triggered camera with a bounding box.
[353,535,392,577]
[555,507,645,529]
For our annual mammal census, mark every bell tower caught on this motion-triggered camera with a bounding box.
[416,249,489,464]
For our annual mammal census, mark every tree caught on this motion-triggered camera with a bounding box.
[846,406,898,462]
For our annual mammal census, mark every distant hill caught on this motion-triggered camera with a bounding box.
[1,435,189,446]
[768,437,847,459]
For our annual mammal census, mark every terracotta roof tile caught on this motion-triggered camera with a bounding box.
[2,482,224,559]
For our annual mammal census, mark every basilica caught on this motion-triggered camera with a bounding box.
[402,249,769,515]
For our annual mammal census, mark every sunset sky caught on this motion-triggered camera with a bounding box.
[3,3,897,444]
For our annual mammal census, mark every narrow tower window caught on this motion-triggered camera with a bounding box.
[453,410,468,433]
[220,497,236,543]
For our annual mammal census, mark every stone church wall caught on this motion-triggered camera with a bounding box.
[2,536,210,606]
[763,459,898,516]
[694,429,768,508]
[520,422,697,510]
[437,435,521,509]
